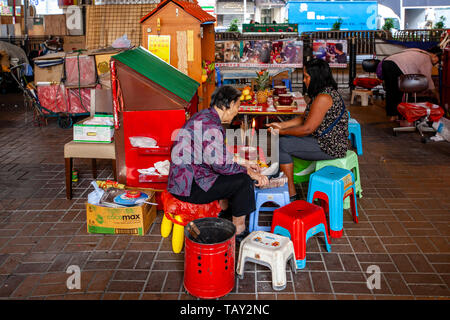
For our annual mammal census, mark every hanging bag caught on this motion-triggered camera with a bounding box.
[318,95,346,137]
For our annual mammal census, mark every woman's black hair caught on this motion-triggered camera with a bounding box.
[426,45,442,57]
[304,58,337,98]
[210,85,241,110]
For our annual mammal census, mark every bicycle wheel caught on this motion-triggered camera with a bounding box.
[57,114,73,129]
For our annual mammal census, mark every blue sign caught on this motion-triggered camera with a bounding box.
[287,1,378,32]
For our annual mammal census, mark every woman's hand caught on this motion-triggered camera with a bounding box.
[266,122,283,130]
[241,161,261,173]
[247,169,269,187]
[266,122,283,135]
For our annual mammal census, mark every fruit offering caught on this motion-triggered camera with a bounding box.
[240,86,254,102]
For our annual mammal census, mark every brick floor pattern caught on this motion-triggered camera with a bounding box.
[0,93,449,300]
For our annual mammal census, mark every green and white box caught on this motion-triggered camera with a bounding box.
[73,115,114,143]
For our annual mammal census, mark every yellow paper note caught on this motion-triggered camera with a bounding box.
[148,35,171,64]
[187,30,194,62]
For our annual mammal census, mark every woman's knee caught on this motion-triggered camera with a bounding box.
[279,136,290,152]
[278,136,293,164]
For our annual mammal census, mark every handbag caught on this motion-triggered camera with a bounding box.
[376,58,385,80]
[318,95,346,137]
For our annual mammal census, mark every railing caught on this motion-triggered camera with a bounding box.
[215,32,299,42]
[391,29,447,42]
[216,30,388,55]
[301,30,389,55]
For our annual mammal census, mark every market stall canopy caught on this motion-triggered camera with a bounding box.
[140,0,216,24]
[111,46,200,110]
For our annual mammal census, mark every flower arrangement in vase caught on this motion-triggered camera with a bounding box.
[255,69,269,104]
[202,60,215,83]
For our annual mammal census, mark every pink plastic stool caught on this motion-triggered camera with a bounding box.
[271,200,331,269]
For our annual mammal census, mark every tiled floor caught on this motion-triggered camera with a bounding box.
[0,92,449,300]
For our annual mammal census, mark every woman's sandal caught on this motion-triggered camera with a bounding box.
[235,228,250,244]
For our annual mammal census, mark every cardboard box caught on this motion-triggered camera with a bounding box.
[64,35,86,52]
[73,115,114,143]
[93,88,113,113]
[34,63,64,83]
[34,53,66,83]
[86,190,156,236]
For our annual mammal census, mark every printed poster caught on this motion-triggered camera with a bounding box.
[148,35,171,64]
[313,40,348,68]
[215,40,303,68]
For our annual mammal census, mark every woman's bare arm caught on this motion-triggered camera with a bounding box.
[278,94,333,137]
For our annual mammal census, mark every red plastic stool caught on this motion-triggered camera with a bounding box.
[271,200,331,269]
[160,190,221,253]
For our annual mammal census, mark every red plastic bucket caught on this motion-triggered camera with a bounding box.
[183,218,236,299]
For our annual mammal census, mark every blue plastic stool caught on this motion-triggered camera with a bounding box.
[249,184,290,232]
[215,67,223,87]
[272,79,292,92]
[348,118,363,156]
[306,166,359,238]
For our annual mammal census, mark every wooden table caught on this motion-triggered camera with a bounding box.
[220,67,292,81]
[238,92,306,124]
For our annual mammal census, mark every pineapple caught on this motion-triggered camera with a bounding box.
[255,70,269,104]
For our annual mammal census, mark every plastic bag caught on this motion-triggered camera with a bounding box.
[112,34,131,49]
[161,190,221,226]
[154,160,170,176]
[432,117,450,142]
[129,136,158,148]
[397,102,445,123]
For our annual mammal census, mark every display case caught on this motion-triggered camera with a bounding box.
[140,0,216,112]
[110,47,200,205]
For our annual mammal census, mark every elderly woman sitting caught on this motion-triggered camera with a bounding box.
[267,58,349,201]
[167,85,269,241]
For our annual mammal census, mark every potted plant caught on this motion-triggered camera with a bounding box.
[255,70,270,104]
[331,18,343,31]
[227,19,240,32]
[434,16,446,29]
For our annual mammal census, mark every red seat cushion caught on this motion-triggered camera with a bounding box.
[353,77,382,90]
[161,190,221,226]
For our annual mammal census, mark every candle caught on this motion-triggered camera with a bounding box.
[250,118,256,147]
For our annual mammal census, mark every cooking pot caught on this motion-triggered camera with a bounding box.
[398,74,428,93]
[273,85,287,96]
[362,59,380,73]
[278,94,293,106]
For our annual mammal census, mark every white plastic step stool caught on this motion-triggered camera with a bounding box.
[236,231,296,291]
[351,89,373,107]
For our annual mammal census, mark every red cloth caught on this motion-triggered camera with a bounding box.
[37,84,68,114]
[37,84,94,114]
[67,87,96,114]
[397,102,445,123]
[353,77,382,89]
[161,190,221,226]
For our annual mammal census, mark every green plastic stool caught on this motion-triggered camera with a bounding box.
[315,150,362,209]
[293,158,316,184]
